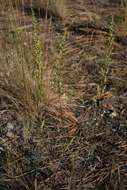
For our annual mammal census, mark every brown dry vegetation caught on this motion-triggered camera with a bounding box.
[0,0,127,190]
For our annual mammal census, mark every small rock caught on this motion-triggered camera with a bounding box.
[7,123,14,131]
[110,111,117,118]
[6,131,14,138]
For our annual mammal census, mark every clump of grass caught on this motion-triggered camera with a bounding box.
[52,29,68,127]
[97,17,114,99]
[53,30,67,95]
[0,5,46,117]
[94,17,114,127]
[0,0,67,118]
[31,8,45,105]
